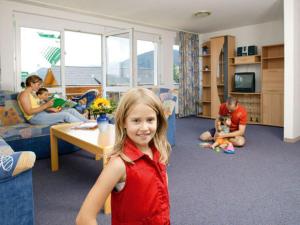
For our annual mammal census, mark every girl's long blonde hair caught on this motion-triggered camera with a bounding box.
[109,88,171,164]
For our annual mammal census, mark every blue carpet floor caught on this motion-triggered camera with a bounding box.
[33,117,300,225]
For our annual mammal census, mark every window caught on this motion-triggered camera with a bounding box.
[20,27,61,86]
[137,40,157,85]
[173,45,180,84]
[64,31,102,86]
[106,34,130,86]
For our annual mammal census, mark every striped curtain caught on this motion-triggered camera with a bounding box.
[178,32,200,117]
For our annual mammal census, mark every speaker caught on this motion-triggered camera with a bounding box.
[237,47,243,56]
[248,45,257,55]
[237,46,248,56]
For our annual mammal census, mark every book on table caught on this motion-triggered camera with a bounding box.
[72,121,98,130]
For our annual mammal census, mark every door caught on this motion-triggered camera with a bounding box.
[103,29,134,98]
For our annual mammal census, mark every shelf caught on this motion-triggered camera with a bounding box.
[200,54,211,57]
[233,55,261,65]
[262,68,283,72]
[202,85,211,88]
[232,62,261,65]
[202,100,211,103]
[202,70,211,72]
[217,84,224,86]
[262,56,284,60]
[230,92,261,95]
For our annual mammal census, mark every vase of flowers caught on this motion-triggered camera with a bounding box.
[89,97,116,132]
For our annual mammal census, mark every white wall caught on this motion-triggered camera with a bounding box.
[199,20,284,49]
[198,20,284,92]
[294,0,300,139]
[284,0,300,141]
[0,0,176,91]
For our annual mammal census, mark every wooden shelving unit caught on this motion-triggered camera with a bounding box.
[199,42,284,127]
[229,92,261,124]
[229,53,262,124]
[261,44,284,127]
[199,36,235,119]
[200,41,212,118]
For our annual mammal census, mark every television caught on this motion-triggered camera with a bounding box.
[234,72,255,92]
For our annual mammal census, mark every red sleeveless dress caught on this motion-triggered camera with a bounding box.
[111,138,170,225]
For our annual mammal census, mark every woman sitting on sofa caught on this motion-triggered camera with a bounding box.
[18,75,88,125]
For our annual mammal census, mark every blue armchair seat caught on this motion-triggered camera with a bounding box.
[0,136,35,225]
[0,170,35,225]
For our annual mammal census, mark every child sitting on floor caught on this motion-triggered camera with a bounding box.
[211,115,235,153]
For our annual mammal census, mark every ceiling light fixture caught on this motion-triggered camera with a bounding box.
[194,10,211,18]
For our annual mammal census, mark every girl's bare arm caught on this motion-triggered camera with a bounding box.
[76,157,126,225]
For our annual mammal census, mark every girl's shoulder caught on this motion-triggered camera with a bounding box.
[107,155,126,173]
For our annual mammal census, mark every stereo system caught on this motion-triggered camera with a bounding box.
[237,45,257,56]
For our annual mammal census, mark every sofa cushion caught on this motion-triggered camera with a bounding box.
[0,137,14,155]
[0,123,50,141]
[0,92,25,126]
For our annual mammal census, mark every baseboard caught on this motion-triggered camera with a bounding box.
[284,136,300,143]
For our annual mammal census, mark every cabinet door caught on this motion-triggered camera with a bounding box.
[262,69,284,91]
[262,92,283,126]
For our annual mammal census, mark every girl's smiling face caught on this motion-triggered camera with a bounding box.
[124,103,157,150]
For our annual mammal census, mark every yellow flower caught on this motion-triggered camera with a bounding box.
[93,98,110,108]
[89,97,116,115]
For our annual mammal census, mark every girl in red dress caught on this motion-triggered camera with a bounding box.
[76,88,171,225]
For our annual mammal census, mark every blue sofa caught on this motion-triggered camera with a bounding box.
[150,87,176,146]
[0,137,35,225]
[0,91,77,158]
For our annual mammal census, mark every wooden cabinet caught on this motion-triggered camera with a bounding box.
[200,40,284,127]
[199,35,235,119]
[261,69,284,91]
[230,92,261,124]
[229,54,262,123]
[261,44,284,127]
[262,92,283,126]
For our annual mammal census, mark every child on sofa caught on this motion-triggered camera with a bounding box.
[36,88,87,114]
[36,88,62,113]
[211,115,235,153]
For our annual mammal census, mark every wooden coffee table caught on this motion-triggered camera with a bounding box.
[50,122,115,214]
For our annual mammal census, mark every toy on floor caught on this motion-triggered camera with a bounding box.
[199,142,211,148]
[210,115,235,154]
[223,142,235,154]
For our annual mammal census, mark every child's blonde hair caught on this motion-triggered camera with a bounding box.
[109,88,171,164]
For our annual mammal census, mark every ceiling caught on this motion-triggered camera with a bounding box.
[15,0,283,33]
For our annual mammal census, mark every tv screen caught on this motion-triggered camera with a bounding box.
[234,72,255,92]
